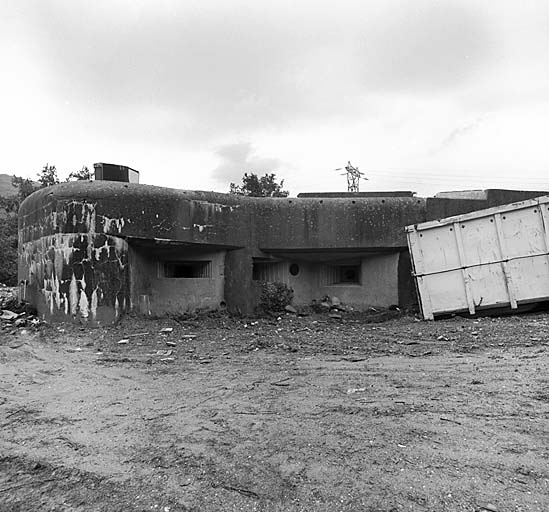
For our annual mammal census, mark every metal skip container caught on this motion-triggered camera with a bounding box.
[406,196,549,319]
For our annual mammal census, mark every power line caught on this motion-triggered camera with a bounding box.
[366,171,549,184]
[368,167,548,174]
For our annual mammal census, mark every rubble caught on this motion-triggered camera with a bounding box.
[1,310,19,320]
[0,286,41,334]
[0,284,18,311]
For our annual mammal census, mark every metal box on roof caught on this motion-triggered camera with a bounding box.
[406,195,549,319]
[93,163,139,183]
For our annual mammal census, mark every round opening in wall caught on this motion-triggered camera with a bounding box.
[289,263,300,276]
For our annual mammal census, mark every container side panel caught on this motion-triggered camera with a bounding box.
[501,207,546,259]
[509,256,549,301]
[422,270,468,314]
[416,226,460,274]
[407,229,433,319]
[467,264,511,308]
[460,217,500,267]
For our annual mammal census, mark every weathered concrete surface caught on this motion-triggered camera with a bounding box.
[18,182,548,322]
[255,197,428,250]
[18,198,129,324]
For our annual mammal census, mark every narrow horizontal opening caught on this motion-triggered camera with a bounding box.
[164,261,212,278]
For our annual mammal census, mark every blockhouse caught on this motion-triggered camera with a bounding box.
[17,181,546,323]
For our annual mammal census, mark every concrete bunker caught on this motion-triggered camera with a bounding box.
[17,182,547,323]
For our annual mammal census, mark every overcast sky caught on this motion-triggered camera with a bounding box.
[2,0,549,196]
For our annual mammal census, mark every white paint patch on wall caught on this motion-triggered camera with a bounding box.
[102,216,126,233]
[20,225,128,321]
[193,224,214,233]
[69,273,78,316]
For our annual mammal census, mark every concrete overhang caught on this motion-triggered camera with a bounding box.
[259,247,403,263]
[126,236,242,252]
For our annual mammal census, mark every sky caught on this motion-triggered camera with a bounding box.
[2,0,549,197]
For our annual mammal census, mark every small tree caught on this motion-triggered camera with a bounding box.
[11,176,37,201]
[230,173,289,197]
[67,166,93,181]
[37,163,59,187]
[11,163,61,201]
[2,164,66,285]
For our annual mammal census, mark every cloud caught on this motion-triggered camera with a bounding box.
[13,0,498,144]
[357,2,495,94]
[19,2,325,139]
[434,117,485,153]
[211,142,283,185]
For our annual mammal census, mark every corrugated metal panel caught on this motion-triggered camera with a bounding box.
[406,195,549,319]
[252,261,288,283]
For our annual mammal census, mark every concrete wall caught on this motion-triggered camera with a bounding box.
[253,197,428,250]
[250,253,401,309]
[314,254,400,308]
[225,248,258,315]
[484,189,549,207]
[129,246,226,315]
[435,189,548,206]
[17,194,130,324]
[19,230,129,324]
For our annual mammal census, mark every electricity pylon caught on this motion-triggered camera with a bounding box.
[335,161,366,192]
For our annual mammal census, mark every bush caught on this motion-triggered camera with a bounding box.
[0,196,19,286]
[259,281,294,312]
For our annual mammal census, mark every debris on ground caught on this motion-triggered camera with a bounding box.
[0,287,41,335]
[477,502,498,512]
[154,350,173,357]
[0,310,548,511]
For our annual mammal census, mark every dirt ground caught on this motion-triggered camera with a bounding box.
[1,309,548,512]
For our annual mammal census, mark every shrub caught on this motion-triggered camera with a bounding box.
[259,281,294,312]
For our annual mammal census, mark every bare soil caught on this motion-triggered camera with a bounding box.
[1,310,548,511]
